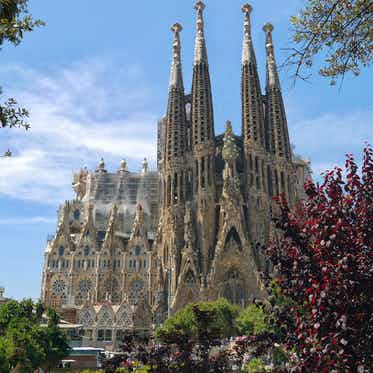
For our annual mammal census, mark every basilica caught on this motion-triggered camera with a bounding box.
[41,2,311,350]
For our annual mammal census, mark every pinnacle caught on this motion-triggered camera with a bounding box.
[194,1,206,12]
[263,22,274,33]
[242,3,252,14]
[171,23,183,34]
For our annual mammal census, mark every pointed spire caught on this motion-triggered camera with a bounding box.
[241,3,256,65]
[194,1,208,65]
[130,203,148,242]
[263,23,291,159]
[263,23,280,88]
[103,204,118,250]
[78,202,97,248]
[169,23,184,89]
[241,5,265,148]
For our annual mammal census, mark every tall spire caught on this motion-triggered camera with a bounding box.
[241,3,256,65]
[191,0,215,147]
[263,23,280,89]
[263,23,291,159]
[191,1,216,282]
[194,1,208,65]
[165,23,187,166]
[241,4,265,148]
[169,23,184,89]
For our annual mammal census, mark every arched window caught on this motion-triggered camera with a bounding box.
[73,209,80,220]
[58,246,65,256]
[84,246,90,256]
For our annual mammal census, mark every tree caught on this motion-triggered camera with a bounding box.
[264,146,373,371]
[236,304,270,337]
[156,298,239,372]
[0,0,44,156]
[287,0,372,84]
[0,299,69,372]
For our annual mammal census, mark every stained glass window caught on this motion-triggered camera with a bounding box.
[52,279,66,294]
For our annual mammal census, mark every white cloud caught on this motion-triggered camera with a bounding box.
[0,58,159,204]
[290,109,373,180]
[0,216,55,225]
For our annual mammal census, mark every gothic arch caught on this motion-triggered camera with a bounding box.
[97,305,114,327]
[224,227,243,253]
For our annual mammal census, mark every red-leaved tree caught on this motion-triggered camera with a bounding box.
[266,146,373,372]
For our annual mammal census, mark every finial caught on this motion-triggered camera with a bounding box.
[96,157,106,173]
[195,0,206,12]
[226,120,232,134]
[242,4,252,36]
[120,159,127,172]
[263,22,274,34]
[142,157,148,174]
[242,3,256,65]
[193,0,208,64]
[171,23,182,65]
[195,1,205,32]
[242,3,252,15]
[263,23,279,88]
[171,22,182,34]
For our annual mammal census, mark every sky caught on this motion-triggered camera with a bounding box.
[0,0,371,300]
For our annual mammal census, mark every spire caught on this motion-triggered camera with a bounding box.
[241,4,265,148]
[103,204,118,251]
[78,203,97,248]
[194,1,208,65]
[263,23,280,88]
[191,0,215,147]
[169,23,184,89]
[241,3,256,65]
[96,158,107,173]
[130,204,148,247]
[165,23,187,166]
[263,23,291,159]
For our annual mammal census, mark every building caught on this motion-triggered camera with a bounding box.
[0,287,11,306]
[40,2,311,350]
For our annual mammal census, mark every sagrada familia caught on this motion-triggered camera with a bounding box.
[41,2,310,349]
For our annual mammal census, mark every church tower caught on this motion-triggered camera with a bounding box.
[263,23,294,204]
[191,1,216,286]
[158,22,188,313]
[241,5,270,251]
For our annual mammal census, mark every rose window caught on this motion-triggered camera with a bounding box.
[52,279,66,295]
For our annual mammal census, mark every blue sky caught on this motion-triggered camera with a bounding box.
[0,0,372,300]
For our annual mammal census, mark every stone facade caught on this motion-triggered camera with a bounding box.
[41,2,311,349]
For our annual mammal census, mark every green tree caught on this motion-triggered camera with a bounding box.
[0,299,69,372]
[236,304,269,336]
[288,0,372,84]
[156,299,239,371]
[157,298,239,344]
[0,0,44,156]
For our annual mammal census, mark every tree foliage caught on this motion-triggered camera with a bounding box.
[0,0,44,156]
[157,298,239,345]
[288,0,372,84]
[236,303,270,336]
[264,146,373,371]
[0,299,69,372]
